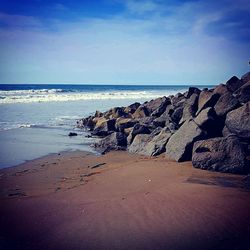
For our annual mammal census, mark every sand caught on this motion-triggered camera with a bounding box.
[0,150,250,250]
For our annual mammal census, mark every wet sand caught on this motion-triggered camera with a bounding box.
[0,151,250,250]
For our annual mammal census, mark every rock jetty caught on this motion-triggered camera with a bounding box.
[77,72,250,174]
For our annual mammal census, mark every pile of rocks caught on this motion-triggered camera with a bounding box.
[77,72,250,174]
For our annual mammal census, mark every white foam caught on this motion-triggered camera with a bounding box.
[0,89,185,104]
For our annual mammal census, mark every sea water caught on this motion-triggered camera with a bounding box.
[0,84,211,168]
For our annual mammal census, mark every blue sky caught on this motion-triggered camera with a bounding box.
[0,0,249,85]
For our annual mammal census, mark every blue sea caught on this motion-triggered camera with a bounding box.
[0,84,212,168]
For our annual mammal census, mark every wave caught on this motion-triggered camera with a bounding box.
[0,88,187,104]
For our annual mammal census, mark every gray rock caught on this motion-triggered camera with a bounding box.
[129,128,172,156]
[127,123,151,145]
[68,132,77,136]
[192,135,246,174]
[124,102,141,114]
[92,118,116,136]
[151,97,171,117]
[133,106,149,118]
[213,84,228,95]
[165,119,206,162]
[115,118,138,132]
[170,106,183,125]
[225,101,250,139]
[196,89,220,115]
[144,96,169,114]
[214,91,239,117]
[234,80,250,104]
[95,132,127,153]
[180,93,199,123]
[172,93,186,108]
[184,87,201,99]
[226,76,244,92]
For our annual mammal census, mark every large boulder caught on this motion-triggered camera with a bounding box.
[170,106,183,125]
[165,119,206,162]
[214,91,239,117]
[77,116,95,130]
[92,118,116,136]
[180,93,199,123]
[144,96,169,114]
[104,107,128,119]
[226,76,244,92]
[124,102,141,114]
[133,106,149,118]
[196,89,220,114]
[184,87,201,99]
[172,93,186,108]
[127,123,151,145]
[234,80,250,104]
[94,132,127,153]
[151,97,171,117]
[129,128,172,156]
[213,84,228,95]
[115,118,138,132]
[192,135,246,174]
[225,102,250,139]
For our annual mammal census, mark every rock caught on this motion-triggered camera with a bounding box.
[225,102,250,139]
[124,127,133,136]
[94,110,103,118]
[151,97,171,117]
[143,96,169,114]
[127,123,151,145]
[133,106,149,118]
[68,132,77,136]
[180,93,199,123]
[196,89,220,114]
[165,119,206,162]
[234,80,250,103]
[77,116,95,130]
[194,107,223,137]
[172,93,186,108]
[115,118,138,132]
[124,102,141,114]
[129,128,172,156]
[226,76,244,92]
[92,118,116,136]
[153,116,166,128]
[222,125,232,137]
[104,107,128,119]
[95,132,127,153]
[184,87,201,99]
[213,84,228,95]
[170,106,183,124]
[241,71,250,84]
[192,135,246,174]
[214,91,239,117]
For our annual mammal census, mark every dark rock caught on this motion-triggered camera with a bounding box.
[225,102,250,139]
[165,119,206,162]
[127,123,151,145]
[196,89,220,114]
[153,116,166,128]
[194,107,223,137]
[192,135,246,174]
[104,107,128,119]
[234,80,250,103]
[213,84,228,95]
[214,91,239,117]
[143,96,169,114]
[184,87,201,99]
[222,125,233,137]
[129,128,172,156]
[151,97,171,117]
[68,132,77,136]
[94,132,127,153]
[241,71,250,84]
[180,93,199,123]
[226,76,244,92]
[94,110,103,118]
[92,118,116,136]
[133,106,149,118]
[172,93,186,108]
[170,106,183,124]
[124,102,141,114]
[115,118,138,132]
[77,117,95,130]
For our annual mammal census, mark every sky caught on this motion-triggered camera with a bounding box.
[0,0,249,85]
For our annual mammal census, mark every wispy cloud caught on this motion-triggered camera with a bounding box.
[0,0,249,84]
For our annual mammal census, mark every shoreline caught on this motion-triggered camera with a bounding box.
[1,150,250,250]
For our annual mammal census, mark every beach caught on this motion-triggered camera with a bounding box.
[1,150,249,250]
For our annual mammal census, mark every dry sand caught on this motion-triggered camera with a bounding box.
[0,150,250,250]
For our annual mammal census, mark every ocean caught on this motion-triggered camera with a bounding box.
[0,84,212,168]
